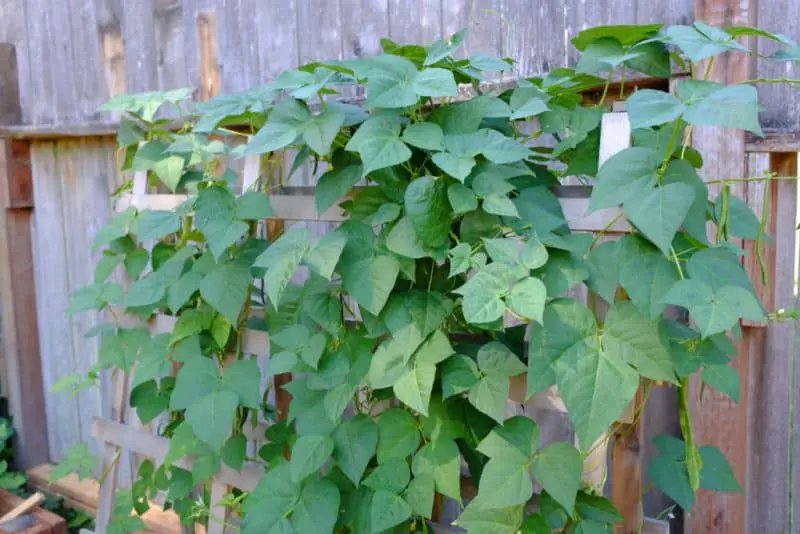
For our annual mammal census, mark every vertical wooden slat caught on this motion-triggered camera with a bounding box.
[0,137,49,468]
[197,11,221,101]
[756,0,800,130]
[341,0,389,61]
[613,387,646,534]
[501,0,567,77]
[122,0,159,93]
[388,0,443,45]
[687,1,756,532]
[256,0,298,82]
[749,152,799,534]
[96,0,128,118]
[155,0,190,91]
[218,0,262,93]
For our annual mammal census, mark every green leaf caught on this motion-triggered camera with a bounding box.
[476,456,533,509]
[413,68,458,97]
[386,216,427,259]
[660,279,764,337]
[99,328,157,372]
[528,299,638,448]
[235,192,275,219]
[702,364,740,402]
[377,408,421,463]
[483,194,519,217]
[404,474,435,518]
[662,159,710,244]
[222,358,262,409]
[290,478,340,533]
[699,445,742,493]
[333,415,378,486]
[571,24,663,50]
[507,277,547,324]
[453,267,508,324]
[130,380,170,423]
[242,464,300,531]
[342,254,400,316]
[124,248,149,279]
[468,373,510,423]
[627,89,685,129]
[404,176,452,248]
[365,55,419,108]
[666,24,747,63]
[304,232,348,280]
[199,262,251,325]
[433,152,476,182]
[478,342,526,377]
[316,164,363,215]
[394,361,436,415]
[370,490,412,532]
[624,183,695,256]
[681,81,762,135]
[425,29,467,65]
[411,439,461,501]
[713,192,760,240]
[170,357,219,410]
[441,354,480,399]
[185,390,238,450]
[254,228,310,308]
[221,433,247,470]
[533,442,582,513]
[290,434,335,482]
[648,442,695,512]
[364,458,410,493]
[456,502,524,534]
[346,115,412,175]
[590,147,660,211]
[521,235,548,270]
[303,107,346,155]
[520,514,551,534]
[618,236,680,319]
[533,250,589,297]
[576,37,644,73]
[509,86,550,119]
[402,122,444,151]
[137,210,181,241]
[477,416,540,464]
[603,301,677,382]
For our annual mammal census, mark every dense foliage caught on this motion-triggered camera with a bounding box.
[59,21,799,533]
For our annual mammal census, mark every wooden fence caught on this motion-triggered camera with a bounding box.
[0,0,797,532]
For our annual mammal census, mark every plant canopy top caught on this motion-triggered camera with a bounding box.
[55,20,799,534]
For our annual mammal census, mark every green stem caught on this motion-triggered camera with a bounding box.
[756,173,771,286]
[618,65,626,99]
[703,56,716,81]
[177,215,194,248]
[715,182,730,243]
[738,77,800,85]
[598,70,614,107]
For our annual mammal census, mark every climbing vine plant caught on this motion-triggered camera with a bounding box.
[58,21,799,534]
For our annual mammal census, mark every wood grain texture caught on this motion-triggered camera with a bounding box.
[389,0,442,45]
[122,0,159,93]
[30,141,82,463]
[65,0,106,122]
[612,387,645,534]
[341,0,389,61]
[741,153,771,326]
[218,0,262,93]
[755,0,800,129]
[0,139,49,468]
[96,0,127,120]
[155,0,190,91]
[197,11,222,101]
[687,1,755,532]
[22,0,58,124]
[502,0,567,76]
[748,153,797,534]
[256,0,298,82]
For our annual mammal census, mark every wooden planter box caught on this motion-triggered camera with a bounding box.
[0,490,66,534]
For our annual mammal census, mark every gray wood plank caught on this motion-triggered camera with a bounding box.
[297,0,344,64]
[443,0,504,62]
[388,0,443,46]
[122,0,159,92]
[65,0,107,122]
[341,0,389,60]
[30,141,82,462]
[155,0,190,91]
[501,0,568,77]
[95,0,127,118]
[0,0,32,124]
[218,0,262,93]
[256,0,299,82]
[57,140,114,460]
[756,1,800,130]
[23,0,58,123]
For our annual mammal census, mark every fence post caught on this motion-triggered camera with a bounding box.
[0,42,50,467]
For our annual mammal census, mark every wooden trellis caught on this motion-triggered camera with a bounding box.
[88,107,670,534]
